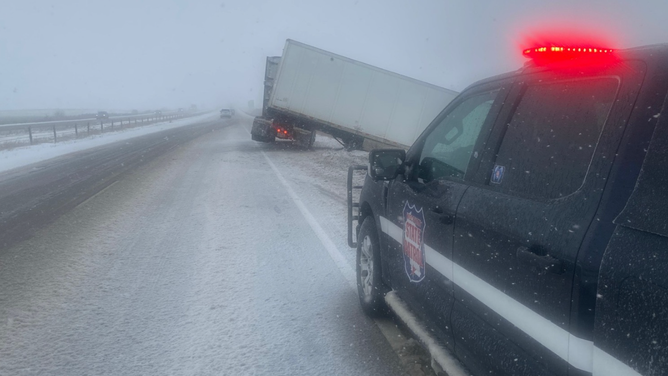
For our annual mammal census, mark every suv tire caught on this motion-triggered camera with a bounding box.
[356,217,389,317]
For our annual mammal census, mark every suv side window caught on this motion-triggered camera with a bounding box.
[490,77,619,199]
[418,90,499,182]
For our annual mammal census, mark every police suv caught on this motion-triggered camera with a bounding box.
[348,44,668,376]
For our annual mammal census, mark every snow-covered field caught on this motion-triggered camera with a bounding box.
[0,112,218,173]
[0,109,93,117]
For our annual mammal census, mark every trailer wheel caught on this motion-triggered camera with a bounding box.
[357,217,389,317]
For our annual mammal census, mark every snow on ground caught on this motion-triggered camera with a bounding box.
[225,119,437,375]
[232,112,375,283]
[0,112,439,375]
[0,118,414,376]
[0,112,218,174]
[236,111,368,255]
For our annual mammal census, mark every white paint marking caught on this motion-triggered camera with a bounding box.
[239,122,465,375]
[451,261,575,365]
[236,122,355,289]
[593,346,642,376]
[261,151,357,290]
[76,181,119,208]
[379,215,643,375]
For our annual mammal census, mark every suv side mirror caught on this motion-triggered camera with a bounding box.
[369,149,406,181]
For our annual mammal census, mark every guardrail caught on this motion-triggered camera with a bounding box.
[0,112,194,150]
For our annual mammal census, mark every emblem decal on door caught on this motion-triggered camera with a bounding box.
[403,202,426,283]
[491,165,505,184]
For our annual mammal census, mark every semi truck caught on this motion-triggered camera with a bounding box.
[251,39,458,149]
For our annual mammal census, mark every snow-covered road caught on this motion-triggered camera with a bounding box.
[0,116,434,375]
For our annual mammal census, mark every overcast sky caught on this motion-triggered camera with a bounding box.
[1,0,666,111]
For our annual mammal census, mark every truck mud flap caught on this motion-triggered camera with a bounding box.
[347,165,367,248]
[251,117,275,142]
[294,128,316,149]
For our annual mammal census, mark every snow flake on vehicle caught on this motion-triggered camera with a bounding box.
[402,202,426,283]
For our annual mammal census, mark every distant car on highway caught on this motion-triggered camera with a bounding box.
[220,109,232,119]
[154,110,163,117]
[96,111,109,120]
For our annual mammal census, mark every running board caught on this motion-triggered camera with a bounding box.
[385,291,469,376]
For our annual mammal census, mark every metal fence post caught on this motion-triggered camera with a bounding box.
[28,126,33,144]
[53,124,57,143]
[87,122,90,134]
[101,121,104,133]
[75,123,78,137]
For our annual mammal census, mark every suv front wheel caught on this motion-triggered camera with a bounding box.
[356,217,389,317]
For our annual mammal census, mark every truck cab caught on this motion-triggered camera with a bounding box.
[349,44,668,376]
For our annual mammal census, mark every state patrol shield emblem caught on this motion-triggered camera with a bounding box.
[402,202,426,283]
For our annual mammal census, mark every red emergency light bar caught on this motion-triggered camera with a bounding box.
[523,46,614,58]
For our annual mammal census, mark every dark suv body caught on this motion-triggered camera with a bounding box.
[351,44,668,376]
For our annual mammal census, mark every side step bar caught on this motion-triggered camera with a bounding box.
[385,291,469,376]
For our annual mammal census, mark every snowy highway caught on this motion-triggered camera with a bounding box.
[0,114,434,375]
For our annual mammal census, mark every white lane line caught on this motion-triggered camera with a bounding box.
[261,151,356,290]
[76,181,119,208]
[240,122,455,376]
[236,121,356,288]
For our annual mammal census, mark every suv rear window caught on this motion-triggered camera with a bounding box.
[491,77,619,200]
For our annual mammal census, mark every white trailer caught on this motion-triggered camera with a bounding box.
[251,39,458,149]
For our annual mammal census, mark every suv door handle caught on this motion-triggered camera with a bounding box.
[431,206,454,225]
[517,246,564,275]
